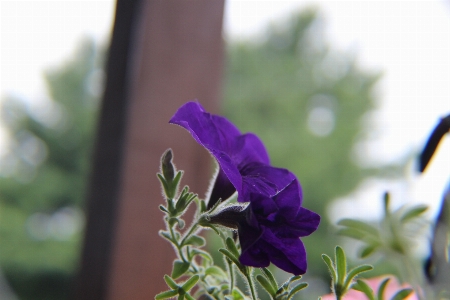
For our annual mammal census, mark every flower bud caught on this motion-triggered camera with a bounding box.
[204,204,248,230]
[161,149,175,182]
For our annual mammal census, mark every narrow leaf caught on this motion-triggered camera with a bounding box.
[231,287,246,299]
[288,275,302,283]
[205,266,228,280]
[335,246,347,286]
[183,235,205,247]
[343,265,373,291]
[159,205,169,213]
[400,205,428,223]
[172,171,183,192]
[155,289,178,299]
[261,267,278,292]
[219,248,241,269]
[321,254,337,283]
[189,248,213,262]
[391,288,413,300]
[376,278,390,300]
[360,244,379,258]
[181,275,199,291]
[164,275,178,289]
[184,294,195,300]
[287,283,308,299]
[338,219,379,237]
[171,260,190,279]
[352,280,375,300]
[157,174,171,199]
[226,237,240,258]
[159,231,174,243]
[257,274,277,296]
[337,228,379,243]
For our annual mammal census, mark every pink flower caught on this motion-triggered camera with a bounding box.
[321,275,418,300]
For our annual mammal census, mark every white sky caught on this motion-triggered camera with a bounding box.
[1,0,449,218]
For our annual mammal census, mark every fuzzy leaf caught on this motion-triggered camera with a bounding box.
[189,248,213,262]
[335,246,347,287]
[256,274,277,296]
[352,280,375,300]
[171,260,190,279]
[338,219,379,237]
[391,288,413,300]
[226,237,240,258]
[400,205,428,223]
[157,173,171,199]
[159,231,174,243]
[322,254,337,284]
[287,283,308,299]
[343,264,373,291]
[205,266,228,280]
[184,294,195,300]
[337,228,379,243]
[159,205,169,213]
[164,275,178,289]
[219,248,241,268]
[376,278,390,300]
[183,235,205,247]
[261,267,278,293]
[360,244,379,258]
[181,275,199,291]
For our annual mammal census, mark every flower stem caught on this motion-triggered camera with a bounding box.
[245,269,257,300]
[227,260,235,295]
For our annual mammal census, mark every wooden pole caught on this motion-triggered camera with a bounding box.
[75,0,225,299]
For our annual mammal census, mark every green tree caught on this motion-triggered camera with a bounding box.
[0,38,103,300]
[222,8,380,287]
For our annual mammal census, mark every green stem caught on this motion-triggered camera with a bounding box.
[180,222,200,246]
[245,269,257,300]
[227,260,235,295]
[169,224,188,262]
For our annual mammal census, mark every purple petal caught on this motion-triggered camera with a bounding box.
[170,101,244,199]
[248,194,278,220]
[170,102,276,204]
[239,163,295,202]
[239,240,270,268]
[233,133,270,166]
[238,218,263,254]
[272,207,321,238]
[272,178,302,219]
[261,230,308,275]
[207,168,236,209]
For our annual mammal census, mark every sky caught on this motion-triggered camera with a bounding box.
[1,0,449,219]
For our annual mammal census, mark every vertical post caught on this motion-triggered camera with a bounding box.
[75,0,225,299]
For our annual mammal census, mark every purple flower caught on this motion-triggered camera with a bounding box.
[169,101,295,207]
[238,179,320,275]
[170,101,320,275]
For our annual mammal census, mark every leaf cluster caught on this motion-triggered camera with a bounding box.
[322,246,373,300]
[337,192,428,260]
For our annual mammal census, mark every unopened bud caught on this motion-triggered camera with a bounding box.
[161,149,175,181]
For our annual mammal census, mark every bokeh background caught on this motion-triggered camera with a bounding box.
[1,1,449,299]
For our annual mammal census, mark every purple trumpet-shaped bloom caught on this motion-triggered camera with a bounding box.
[170,101,295,207]
[206,178,320,275]
[238,179,320,275]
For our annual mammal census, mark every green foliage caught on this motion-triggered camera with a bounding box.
[337,192,428,281]
[222,8,381,278]
[322,246,373,300]
[353,278,414,300]
[0,38,103,299]
[158,151,311,300]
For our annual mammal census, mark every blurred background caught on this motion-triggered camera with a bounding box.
[1,1,449,299]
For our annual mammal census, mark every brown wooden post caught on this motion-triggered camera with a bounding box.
[75,0,225,299]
